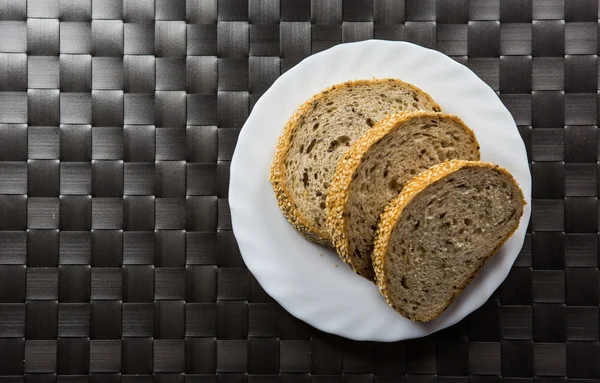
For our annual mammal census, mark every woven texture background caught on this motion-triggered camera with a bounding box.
[0,0,598,380]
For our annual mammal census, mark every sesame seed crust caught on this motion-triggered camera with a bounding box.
[371,160,527,321]
[269,79,442,246]
[325,112,479,279]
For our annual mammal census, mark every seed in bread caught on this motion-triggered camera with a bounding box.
[326,112,480,280]
[372,160,526,322]
[270,79,442,246]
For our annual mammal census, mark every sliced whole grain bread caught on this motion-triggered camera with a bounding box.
[270,79,441,246]
[326,112,480,280]
[372,160,525,322]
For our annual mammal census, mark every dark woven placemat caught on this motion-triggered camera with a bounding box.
[0,0,598,380]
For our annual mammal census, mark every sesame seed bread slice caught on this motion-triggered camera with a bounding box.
[373,160,526,322]
[326,112,480,280]
[270,79,441,246]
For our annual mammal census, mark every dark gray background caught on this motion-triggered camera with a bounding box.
[0,0,598,380]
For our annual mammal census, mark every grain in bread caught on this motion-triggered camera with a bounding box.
[326,112,480,280]
[270,79,441,246]
[372,160,525,321]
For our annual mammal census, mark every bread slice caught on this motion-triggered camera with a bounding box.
[326,112,480,280]
[372,160,525,322]
[270,79,441,246]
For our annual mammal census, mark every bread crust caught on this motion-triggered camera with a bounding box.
[371,160,526,321]
[326,112,480,278]
[270,79,442,246]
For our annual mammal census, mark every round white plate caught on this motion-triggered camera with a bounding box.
[229,40,531,342]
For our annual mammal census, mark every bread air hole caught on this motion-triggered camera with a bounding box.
[327,140,339,152]
[464,218,473,226]
[312,123,319,131]
[366,118,374,127]
[327,135,351,152]
[319,201,326,209]
[368,163,379,174]
[388,178,402,191]
[302,171,309,187]
[305,139,316,154]
[383,162,391,178]
[400,276,408,289]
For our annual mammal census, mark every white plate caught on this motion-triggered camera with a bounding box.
[229,40,531,341]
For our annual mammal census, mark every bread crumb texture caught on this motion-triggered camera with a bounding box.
[326,112,479,279]
[270,78,441,246]
[372,160,526,321]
